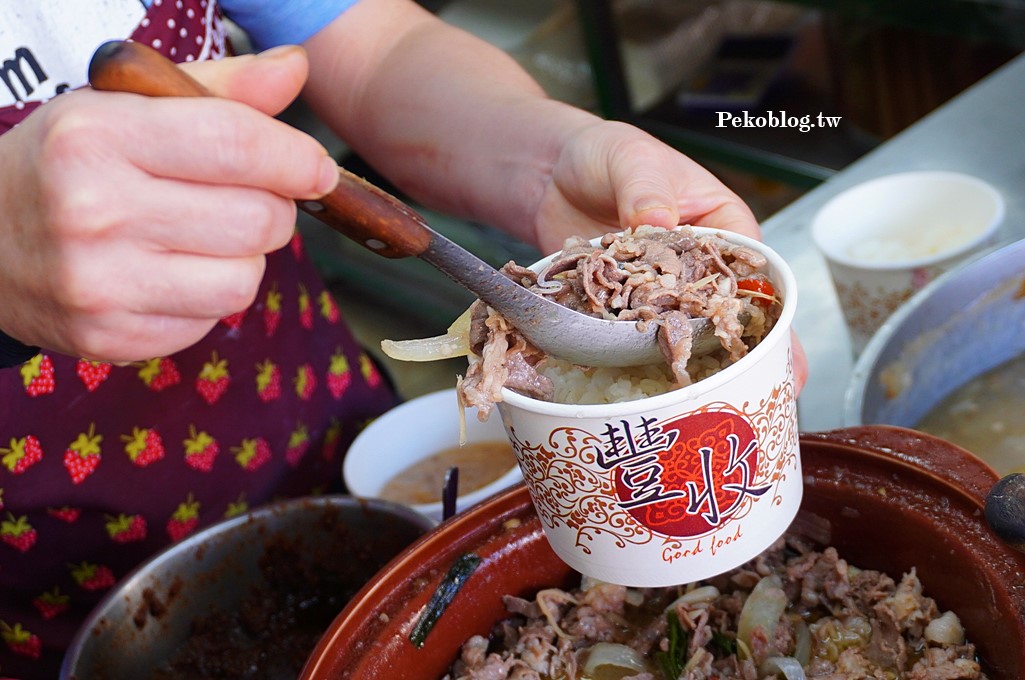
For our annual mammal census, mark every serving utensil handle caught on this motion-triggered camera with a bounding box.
[88,40,432,259]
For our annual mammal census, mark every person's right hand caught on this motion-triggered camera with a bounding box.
[0,45,339,363]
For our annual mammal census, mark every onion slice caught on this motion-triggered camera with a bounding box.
[381,306,473,362]
[664,585,720,611]
[763,656,808,680]
[381,333,469,362]
[737,575,787,662]
[582,642,649,677]
[793,620,812,666]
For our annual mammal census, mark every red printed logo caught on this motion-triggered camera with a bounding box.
[599,412,769,538]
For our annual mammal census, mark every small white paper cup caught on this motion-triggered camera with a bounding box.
[344,389,522,522]
[495,227,801,587]
[811,171,1004,353]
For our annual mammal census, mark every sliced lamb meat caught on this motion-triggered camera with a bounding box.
[502,351,553,402]
[580,252,627,312]
[458,225,783,416]
[443,534,988,680]
[909,647,984,679]
[658,311,696,386]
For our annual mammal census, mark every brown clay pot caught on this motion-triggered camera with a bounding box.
[300,426,1025,680]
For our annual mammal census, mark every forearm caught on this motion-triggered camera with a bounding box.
[300,0,596,244]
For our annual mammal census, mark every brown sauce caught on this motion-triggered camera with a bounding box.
[916,352,1025,476]
[379,440,517,505]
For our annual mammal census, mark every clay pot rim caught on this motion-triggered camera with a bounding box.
[301,426,1025,680]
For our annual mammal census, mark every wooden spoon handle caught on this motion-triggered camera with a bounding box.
[89,40,210,97]
[88,40,433,259]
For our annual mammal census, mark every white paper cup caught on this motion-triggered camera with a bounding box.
[495,227,801,587]
[812,171,1004,353]
[344,389,522,522]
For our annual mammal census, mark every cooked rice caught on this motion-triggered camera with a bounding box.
[539,299,773,405]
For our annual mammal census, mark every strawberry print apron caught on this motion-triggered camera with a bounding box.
[0,2,396,676]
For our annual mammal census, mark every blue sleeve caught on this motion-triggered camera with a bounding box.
[219,0,359,49]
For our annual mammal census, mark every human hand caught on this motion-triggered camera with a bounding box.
[0,46,338,363]
[529,119,759,254]
[531,119,807,392]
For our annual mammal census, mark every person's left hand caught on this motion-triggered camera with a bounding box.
[527,120,808,393]
[529,120,759,254]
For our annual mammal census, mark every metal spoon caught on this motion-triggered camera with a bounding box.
[87,40,724,367]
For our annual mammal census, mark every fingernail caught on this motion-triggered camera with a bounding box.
[316,156,340,195]
[634,204,676,227]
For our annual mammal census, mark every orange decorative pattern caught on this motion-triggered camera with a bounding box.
[509,350,798,555]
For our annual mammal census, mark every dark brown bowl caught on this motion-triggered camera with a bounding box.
[300,426,1025,680]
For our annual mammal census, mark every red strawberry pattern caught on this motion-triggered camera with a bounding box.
[167,497,201,542]
[1,436,43,475]
[225,495,249,519]
[360,353,383,389]
[284,425,309,467]
[106,514,147,543]
[322,419,343,461]
[219,309,246,330]
[233,438,271,472]
[290,231,304,259]
[263,286,283,337]
[1,514,36,552]
[70,562,115,592]
[318,291,340,323]
[294,364,317,401]
[297,284,314,330]
[255,359,281,402]
[32,589,69,621]
[20,354,55,397]
[183,426,218,472]
[47,506,81,523]
[123,427,165,467]
[63,425,102,484]
[76,359,112,391]
[196,352,230,405]
[326,350,352,399]
[138,357,181,392]
[1,622,41,660]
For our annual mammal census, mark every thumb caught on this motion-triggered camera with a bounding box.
[180,45,310,116]
[615,170,681,231]
[694,199,762,242]
[619,171,761,242]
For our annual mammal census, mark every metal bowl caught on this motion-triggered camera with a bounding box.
[845,237,1025,434]
[60,495,434,680]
